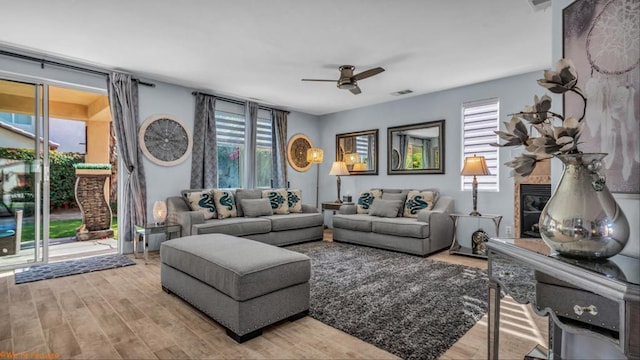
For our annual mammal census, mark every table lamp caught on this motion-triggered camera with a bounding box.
[329,161,350,203]
[307,147,324,208]
[152,200,168,225]
[461,155,490,216]
[344,153,360,165]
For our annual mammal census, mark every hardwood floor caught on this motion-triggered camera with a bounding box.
[0,231,547,359]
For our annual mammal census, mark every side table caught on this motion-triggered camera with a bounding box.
[321,202,352,228]
[321,201,345,214]
[135,223,182,263]
[449,213,502,259]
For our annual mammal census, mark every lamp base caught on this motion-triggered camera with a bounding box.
[468,210,482,216]
[335,199,343,203]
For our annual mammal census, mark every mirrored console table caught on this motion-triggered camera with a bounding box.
[487,238,639,359]
[449,213,502,259]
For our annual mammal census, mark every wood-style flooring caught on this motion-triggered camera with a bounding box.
[0,230,547,359]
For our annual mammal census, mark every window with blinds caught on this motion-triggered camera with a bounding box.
[214,100,274,189]
[461,98,499,191]
[215,101,246,188]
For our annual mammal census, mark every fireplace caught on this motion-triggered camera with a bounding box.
[519,184,551,238]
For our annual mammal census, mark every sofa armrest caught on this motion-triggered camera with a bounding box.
[167,196,204,236]
[338,204,357,215]
[417,196,454,245]
[301,204,319,213]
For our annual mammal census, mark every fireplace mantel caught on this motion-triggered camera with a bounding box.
[514,159,550,238]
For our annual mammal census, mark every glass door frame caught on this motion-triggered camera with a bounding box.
[0,75,49,270]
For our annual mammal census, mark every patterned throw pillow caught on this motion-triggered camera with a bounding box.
[262,189,290,214]
[356,189,382,214]
[403,190,438,218]
[213,190,237,219]
[287,189,303,213]
[182,190,217,219]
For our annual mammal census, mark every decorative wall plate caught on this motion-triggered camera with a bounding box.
[287,134,313,172]
[139,114,192,166]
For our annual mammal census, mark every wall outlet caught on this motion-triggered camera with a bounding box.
[505,226,513,236]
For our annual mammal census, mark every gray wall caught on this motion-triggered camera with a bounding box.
[317,70,543,235]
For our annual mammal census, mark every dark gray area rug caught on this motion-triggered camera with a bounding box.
[14,253,135,284]
[287,241,488,360]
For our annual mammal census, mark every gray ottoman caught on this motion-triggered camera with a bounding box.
[160,233,310,343]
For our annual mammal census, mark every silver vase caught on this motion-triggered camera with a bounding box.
[539,153,630,260]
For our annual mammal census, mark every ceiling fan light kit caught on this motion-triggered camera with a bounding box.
[302,65,384,95]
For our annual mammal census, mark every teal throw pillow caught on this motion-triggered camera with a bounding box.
[262,188,289,214]
[357,189,381,214]
[182,189,217,220]
[287,189,303,213]
[213,190,237,219]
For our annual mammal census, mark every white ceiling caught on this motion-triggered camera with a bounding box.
[0,0,552,116]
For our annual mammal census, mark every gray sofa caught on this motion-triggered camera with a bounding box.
[166,189,324,246]
[332,188,454,256]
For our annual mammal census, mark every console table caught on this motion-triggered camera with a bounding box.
[487,238,639,359]
[449,213,502,259]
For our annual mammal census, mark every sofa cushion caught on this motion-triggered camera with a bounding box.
[287,189,303,213]
[356,190,381,214]
[332,214,373,232]
[266,213,323,231]
[371,217,430,239]
[263,189,289,215]
[213,190,238,219]
[235,189,262,217]
[192,217,271,237]
[403,190,438,218]
[241,198,273,217]
[368,199,403,218]
[381,191,408,216]
[182,189,217,220]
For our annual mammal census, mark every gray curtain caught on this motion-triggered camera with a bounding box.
[190,94,217,189]
[422,139,431,168]
[398,134,409,169]
[367,134,375,170]
[107,72,146,243]
[271,109,288,188]
[245,102,258,189]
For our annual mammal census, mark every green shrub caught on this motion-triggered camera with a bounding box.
[1,147,84,209]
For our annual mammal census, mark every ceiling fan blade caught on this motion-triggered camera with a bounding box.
[350,86,362,95]
[301,79,336,82]
[352,67,385,81]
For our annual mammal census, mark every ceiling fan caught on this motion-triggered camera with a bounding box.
[301,65,385,95]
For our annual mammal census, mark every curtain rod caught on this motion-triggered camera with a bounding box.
[0,49,155,87]
[191,91,289,114]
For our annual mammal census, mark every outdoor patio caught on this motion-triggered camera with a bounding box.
[1,208,118,268]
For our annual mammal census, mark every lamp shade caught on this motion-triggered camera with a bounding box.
[307,147,324,164]
[344,152,360,165]
[152,200,168,224]
[461,155,491,176]
[329,161,350,176]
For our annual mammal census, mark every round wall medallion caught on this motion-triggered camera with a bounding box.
[287,134,313,172]
[139,114,192,166]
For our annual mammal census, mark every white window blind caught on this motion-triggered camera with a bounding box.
[256,109,272,148]
[215,100,245,145]
[462,98,499,191]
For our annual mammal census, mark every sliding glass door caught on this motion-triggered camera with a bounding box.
[0,78,49,270]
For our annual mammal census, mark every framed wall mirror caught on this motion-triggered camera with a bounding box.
[336,129,379,175]
[387,120,445,174]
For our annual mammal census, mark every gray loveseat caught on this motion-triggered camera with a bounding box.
[332,188,454,256]
[167,188,324,246]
